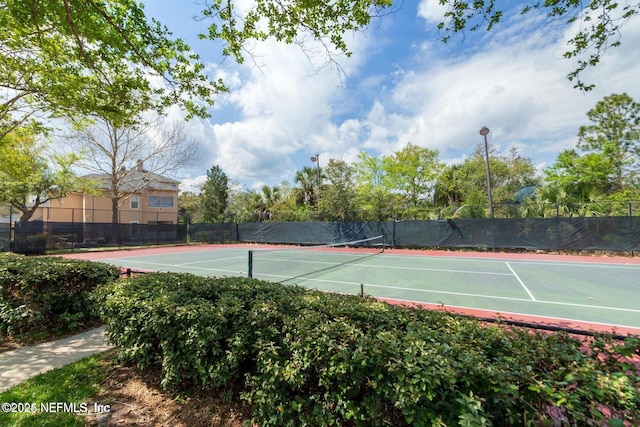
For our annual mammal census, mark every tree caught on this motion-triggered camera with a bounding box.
[200,166,229,223]
[71,116,197,224]
[260,185,281,211]
[178,191,203,224]
[318,159,357,221]
[0,128,82,221]
[543,93,640,199]
[577,93,640,191]
[200,0,395,72]
[382,143,442,209]
[434,163,464,207]
[294,166,324,207]
[353,151,395,219]
[543,149,613,200]
[435,145,538,217]
[227,183,262,222]
[0,0,223,140]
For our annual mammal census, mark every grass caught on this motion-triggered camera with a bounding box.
[0,352,108,426]
[0,349,251,427]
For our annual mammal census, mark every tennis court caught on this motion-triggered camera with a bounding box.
[66,241,640,335]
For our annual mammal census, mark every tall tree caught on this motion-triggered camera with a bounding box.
[227,183,263,222]
[543,93,640,199]
[577,93,640,191]
[71,116,196,224]
[0,128,82,221]
[436,145,538,216]
[178,191,203,224]
[200,165,229,223]
[319,159,357,221]
[260,185,281,211]
[434,163,464,207]
[382,143,442,209]
[353,151,395,219]
[0,0,223,140]
[543,149,614,200]
[294,166,324,206]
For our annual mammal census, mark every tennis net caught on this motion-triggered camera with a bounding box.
[247,235,385,283]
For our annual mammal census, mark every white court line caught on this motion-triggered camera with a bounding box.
[102,259,244,275]
[256,257,513,277]
[255,273,537,304]
[506,260,640,270]
[178,255,246,266]
[252,273,640,315]
[382,253,640,269]
[366,263,512,276]
[506,262,536,301]
[379,297,640,331]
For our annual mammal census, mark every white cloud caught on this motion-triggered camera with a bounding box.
[173,1,640,189]
[417,0,449,25]
[354,4,640,173]
[192,30,372,183]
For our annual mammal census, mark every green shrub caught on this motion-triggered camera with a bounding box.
[0,253,120,336]
[95,272,640,426]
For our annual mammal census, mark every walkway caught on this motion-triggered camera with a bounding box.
[0,326,112,392]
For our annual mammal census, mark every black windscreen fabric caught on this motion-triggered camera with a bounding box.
[239,222,394,246]
[238,218,637,251]
[7,216,640,253]
[394,217,639,251]
[557,217,639,251]
[0,223,10,252]
[189,223,238,243]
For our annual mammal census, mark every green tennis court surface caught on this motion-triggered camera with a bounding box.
[88,245,640,332]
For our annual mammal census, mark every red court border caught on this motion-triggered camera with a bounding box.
[60,244,640,337]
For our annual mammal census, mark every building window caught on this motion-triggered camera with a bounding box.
[148,196,174,208]
[130,194,139,209]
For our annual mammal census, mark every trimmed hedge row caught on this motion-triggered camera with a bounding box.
[0,253,120,336]
[94,273,640,426]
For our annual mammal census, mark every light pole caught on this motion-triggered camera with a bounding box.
[310,154,321,201]
[479,127,494,219]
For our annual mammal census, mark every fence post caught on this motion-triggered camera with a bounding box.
[392,217,396,248]
[629,200,634,254]
[71,208,75,252]
[9,205,14,252]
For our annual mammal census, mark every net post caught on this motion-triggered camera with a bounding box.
[248,250,254,278]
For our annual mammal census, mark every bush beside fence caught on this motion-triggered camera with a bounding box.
[0,254,120,336]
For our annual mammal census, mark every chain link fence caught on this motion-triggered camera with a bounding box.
[1,201,639,253]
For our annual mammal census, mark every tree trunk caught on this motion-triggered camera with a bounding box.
[19,209,35,222]
[111,197,121,245]
[17,199,40,221]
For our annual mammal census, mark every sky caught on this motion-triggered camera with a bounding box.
[139,0,640,193]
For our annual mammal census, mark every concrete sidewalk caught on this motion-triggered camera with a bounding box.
[0,326,113,392]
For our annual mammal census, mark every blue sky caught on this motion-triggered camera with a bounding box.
[140,1,640,193]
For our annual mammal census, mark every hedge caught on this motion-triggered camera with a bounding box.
[94,272,640,426]
[0,253,120,336]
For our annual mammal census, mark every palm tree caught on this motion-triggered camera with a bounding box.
[260,185,280,207]
[294,166,322,206]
